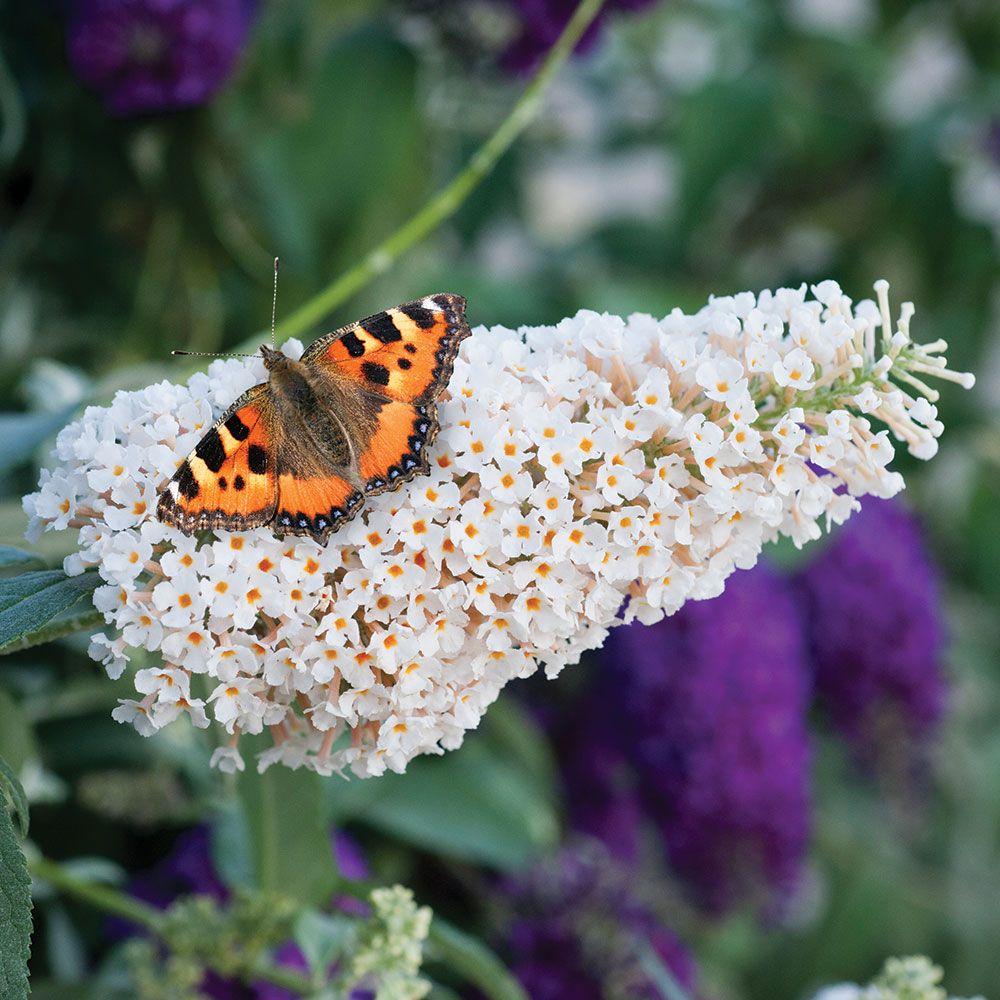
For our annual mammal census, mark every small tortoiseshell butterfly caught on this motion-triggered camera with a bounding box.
[157,293,471,545]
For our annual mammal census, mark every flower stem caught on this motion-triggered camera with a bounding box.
[29,855,163,931]
[229,0,608,356]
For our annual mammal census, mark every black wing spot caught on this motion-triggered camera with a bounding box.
[432,294,452,309]
[219,476,228,490]
[233,475,245,491]
[195,428,226,472]
[400,303,436,328]
[361,361,390,387]
[224,414,251,441]
[340,330,366,358]
[404,343,418,355]
[248,444,267,475]
[365,312,402,344]
[398,357,412,371]
[177,462,200,499]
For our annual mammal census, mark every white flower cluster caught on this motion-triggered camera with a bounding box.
[348,886,432,1000]
[812,955,985,1000]
[24,281,973,777]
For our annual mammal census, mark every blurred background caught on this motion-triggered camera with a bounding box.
[1,0,999,997]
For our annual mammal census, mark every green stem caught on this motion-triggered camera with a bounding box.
[227,0,608,357]
[29,855,163,932]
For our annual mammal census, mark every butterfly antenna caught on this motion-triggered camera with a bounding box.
[172,257,282,360]
[271,256,279,350]
[171,350,258,358]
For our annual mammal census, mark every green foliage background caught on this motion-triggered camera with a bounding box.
[1,0,999,997]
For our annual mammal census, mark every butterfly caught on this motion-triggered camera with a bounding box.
[157,293,471,545]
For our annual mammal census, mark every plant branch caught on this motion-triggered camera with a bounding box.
[29,855,163,932]
[225,0,608,358]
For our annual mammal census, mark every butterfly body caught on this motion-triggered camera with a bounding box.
[157,293,470,544]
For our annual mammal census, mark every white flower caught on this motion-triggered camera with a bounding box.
[24,285,971,777]
[110,699,158,737]
[696,356,747,404]
[854,384,883,412]
[209,745,246,774]
[773,347,816,389]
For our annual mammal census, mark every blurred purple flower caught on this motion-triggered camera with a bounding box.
[796,497,947,761]
[67,0,255,116]
[600,563,813,917]
[984,118,1000,166]
[550,691,644,864]
[501,0,658,71]
[500,843,695,999]
[127,825,229,911]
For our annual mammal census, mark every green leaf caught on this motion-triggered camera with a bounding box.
[42,902,87,983]
[426,918,529,1000]
[235,752,339,907]
[0,690,36,778]
[0,755,29,838]
[0,764,32,1000]
[0,568,101,655]
[0,405,76,474]
[210,800,256,891]
[328,701,558,870]
[293,909,356,975]
[12,603,105,654]
[0,546,45,574]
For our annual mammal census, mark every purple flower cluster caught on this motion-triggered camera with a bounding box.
[501,843,696,1000]
[547,498,947,920]
[500,0,659,71]
[602,563,813,916]
[67,0,255,116]
[797,497,947,760]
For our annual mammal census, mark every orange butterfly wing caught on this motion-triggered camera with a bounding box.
[157,385,278,533]
[274,473,363,537]
[302,294,470,496]
[303,294,468,405]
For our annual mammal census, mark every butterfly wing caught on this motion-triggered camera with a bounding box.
[157,384,278,534]
[301,293,470,496]
[273,473,364,539]
[301,294,469,406]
